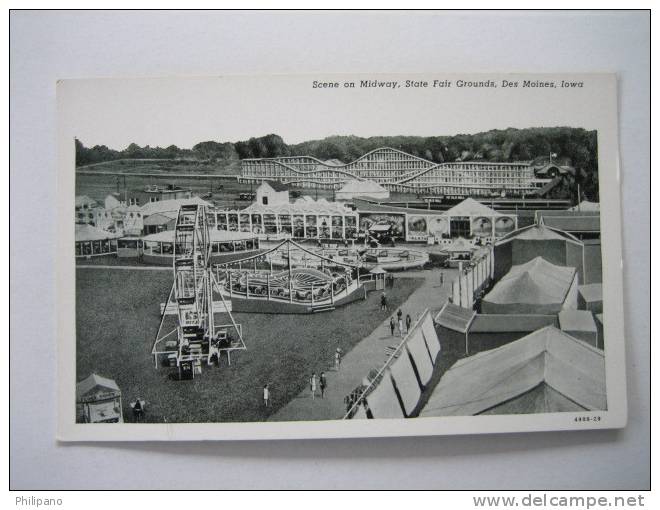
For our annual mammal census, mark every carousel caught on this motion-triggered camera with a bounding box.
[212,239,366,314]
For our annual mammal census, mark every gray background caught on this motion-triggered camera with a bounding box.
[10,10,650,489]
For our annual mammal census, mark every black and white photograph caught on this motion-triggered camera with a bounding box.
[56,72,626,440]
[10,8,651,494]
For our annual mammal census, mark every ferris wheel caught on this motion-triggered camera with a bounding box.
[152,204,245,379]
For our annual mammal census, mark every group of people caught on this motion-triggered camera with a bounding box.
[389,308,412,337]
[263,347,342,407]
[308,371,328,399]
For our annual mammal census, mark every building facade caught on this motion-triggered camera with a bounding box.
[213,197,359,241]
[240,147,552,197]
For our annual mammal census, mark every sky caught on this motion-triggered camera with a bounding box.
[58,73,609,150]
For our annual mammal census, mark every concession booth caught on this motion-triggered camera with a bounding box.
[74,224,121,258]
[76,373,123,423]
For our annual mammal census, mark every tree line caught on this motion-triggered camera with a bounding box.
[75,126,599,199]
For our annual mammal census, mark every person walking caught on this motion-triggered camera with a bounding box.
[380,292,388,311]
[405,313,412,333]
[389,316,396,336]
[132,398,144,422]
[319,372,327,398]
[398,316,405,337]
[440,271,445,286]
[334,348,342,370]
[263,384,270,407]
[310,373,317,400]
[397,309,403,322]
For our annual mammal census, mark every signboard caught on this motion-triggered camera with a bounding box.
[359,213,406,240]
[472,216,493,236]
[406,215,428,241]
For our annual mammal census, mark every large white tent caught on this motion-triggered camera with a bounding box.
[493,222,585,283]
[420,326,606,417]
[481,257,577,315]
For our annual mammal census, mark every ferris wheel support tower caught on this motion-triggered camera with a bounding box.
[152,204,245,378]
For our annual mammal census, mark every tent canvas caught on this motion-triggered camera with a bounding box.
[76,373,121,401]
[578,283,603,313]
[481,383,586,414]
[351,404,369,420]
[435,302,476,333]
[365,371,404,419]
[420,326,605,417]
[482,257,576,314]
[406,332,434,386]
[422,326,441,362]
[389,352,422,416]
[497,223,582,245]
[558,310,598,347]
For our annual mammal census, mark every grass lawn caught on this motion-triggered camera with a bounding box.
[76,268,422,423]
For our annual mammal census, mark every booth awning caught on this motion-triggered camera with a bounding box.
[76,373,121,403]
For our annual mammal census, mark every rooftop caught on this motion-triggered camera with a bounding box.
[484,257,576,305]
[443,197,504,218]
[536,212,601,233]
[338,179,388,194]
[578,283,603,302]
[243,196,353,216]
[139,196,212,217]
[496,222,582,245]
[435,302,476,333]
[558,310,598,333]
[420,326,606,417]
[76,373,120,400]
[75,224,122,242]
[258,180,289,192]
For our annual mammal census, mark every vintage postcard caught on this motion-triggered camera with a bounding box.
[56,73,626,441]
